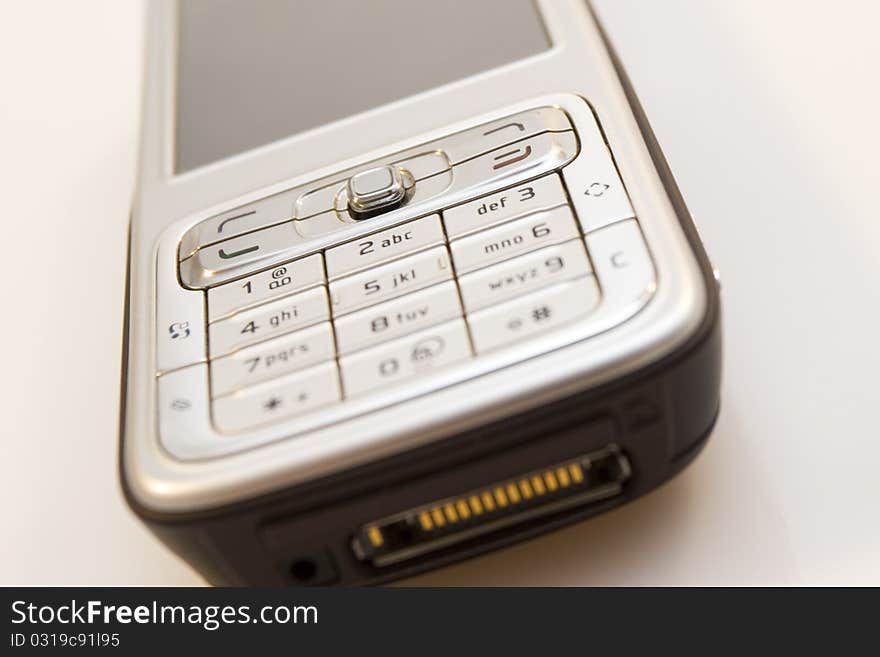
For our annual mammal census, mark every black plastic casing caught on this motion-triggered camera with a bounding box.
[120,17,722,587]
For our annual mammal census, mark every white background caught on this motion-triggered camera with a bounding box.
[1,0,878,585]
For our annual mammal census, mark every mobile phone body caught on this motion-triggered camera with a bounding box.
[120,0,721,585]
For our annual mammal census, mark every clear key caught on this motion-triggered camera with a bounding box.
[584,219,656,311]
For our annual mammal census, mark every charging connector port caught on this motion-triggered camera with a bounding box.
[351,445,630,568]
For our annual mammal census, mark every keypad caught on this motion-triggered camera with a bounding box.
[160,102,656,435]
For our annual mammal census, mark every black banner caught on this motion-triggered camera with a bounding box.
[0,587,871,653]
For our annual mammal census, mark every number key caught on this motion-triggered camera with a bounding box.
[208,285,329,357]
[340,319,472,397]
[450,205,579,274]
[210,322,335,397]
[468,278,601,354]
[325,214,444,280]
[329,245,453,316]
[443,173,568,239]
[208,253,325,321]
[458,239,592,312]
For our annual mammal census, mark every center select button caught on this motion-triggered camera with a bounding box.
[347,165,413,218]
[294,151,450,221]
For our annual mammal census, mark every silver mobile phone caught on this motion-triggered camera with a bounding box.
[121,0,721,585]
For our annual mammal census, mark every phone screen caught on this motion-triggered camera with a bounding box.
[174,0,550,172]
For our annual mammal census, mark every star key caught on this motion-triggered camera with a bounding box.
[263,396,283,412]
